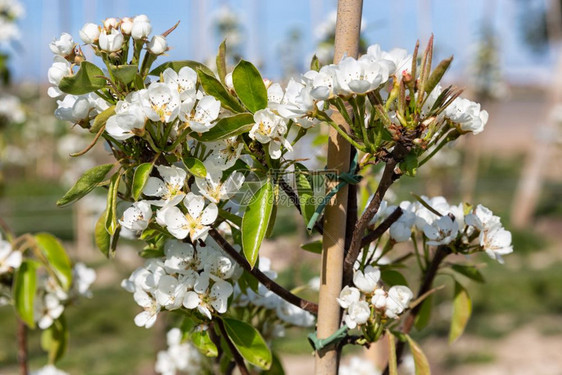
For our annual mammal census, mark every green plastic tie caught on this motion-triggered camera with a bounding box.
[306,154,362,231]
[308,325,348,352]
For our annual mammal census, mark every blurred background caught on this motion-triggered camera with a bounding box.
[1,0,561,374]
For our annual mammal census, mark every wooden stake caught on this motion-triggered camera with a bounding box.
[315,1,363,374]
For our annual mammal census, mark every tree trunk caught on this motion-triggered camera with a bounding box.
[314,1,363,374]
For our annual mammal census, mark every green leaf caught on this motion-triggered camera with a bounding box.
[197,69,245,113]
[35,233,72,291]
[414,295,433,331]
[59,61,107,95]
[132,163,153,201]
[222,317,272,370]
[216,40,227,85]
[451,264,485,283]
[381,270,409,287]
[425,56,453,95]
[387,331,398,375]
[90,105,115,134]
[191,113,254,142]
[218,208,242,227]
[41,316,68,364]
[57,164,114,207]
[310,54,320,72]
[294,163,316,225]
[263,352,285,375]
[400,152,419,177]
[265,201,277,238]
[406,334,431,375]
[149,60,214,77]
[110,64,138,85]
[182,157,207,179]
[105,172,122,235]
[95,210,110,258]
[300,240,322,254]
[14,260,39,328]
[449,281,472,343]
[241,181,274,268]
[232,60,268,113]
[192,329,218,357]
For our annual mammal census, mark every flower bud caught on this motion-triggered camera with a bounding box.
[49,33,75,56]
[103,17,120,31]
[131,14,152,39]
[120,17,134,35]
[148,35,167,55]
[79,23,100,44]
[99,29,124,52]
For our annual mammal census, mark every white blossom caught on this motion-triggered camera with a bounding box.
[423,215,459,246]
[98,28,124,52]
[337,286,360,309]
[35,293,64,329]
[119,201,152,233]
[163,193,218,241]
[49,33,74,56]
[353,265,380,294]
[385,285,413,319]
[344,300,370,329]
[131,14,152,39]
[71,263,96,298]
[148,35,167,55]
[0,234,21,274]
[249,108,292,159]
[143,165,187,207]
[180,95,221,133]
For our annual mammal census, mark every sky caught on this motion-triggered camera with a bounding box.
[5,0,553,85]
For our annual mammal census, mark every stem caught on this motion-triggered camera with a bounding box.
[316,1,363,374]
[382,245,450,375]
[359,207,403,249]
[209,230,318,314]
[216,318,250,375]
[17,319,28,375]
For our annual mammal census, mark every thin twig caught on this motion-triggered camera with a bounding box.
[17,319,28,375]
[359,207,403,249]
[216,318,250,375]
[279,177,324,234]
[209,229,319,314]
[382,245,450,375]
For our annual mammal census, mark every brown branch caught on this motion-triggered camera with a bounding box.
[216,318,250,375]
[17,319,28,375]
[342,158,399,286]
[359,207,403,249]
[209,229,319,315]
[382,245,450,375]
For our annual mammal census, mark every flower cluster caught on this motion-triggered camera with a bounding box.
[155,328,203,375]
[375,196,513,263]
[0,0,24,44]
[0,233,22,274]
[34,262,96,329]
[122,238,240,328]
[338,266,413,329]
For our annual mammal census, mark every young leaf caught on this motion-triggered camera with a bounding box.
[310,54,320,72]
[406,334,431,375]
[197,69,245,113]
[232,60,268,113]
[449,281,472,343]
[58,61,107,95]
[216,40,227,85]
[400,152,419,177]
[381,270,409,287]
[149,60,214,77]
[425,56,453,95]
[263,352,285,375]
[95,210,110,258]
[105,172,122,235]
[35,233,72,291]
[414,295,433,331]
[387,331,398,375]
[90,105,115,134]
[132,163,153,201]
[451,264,485,283]
[294,163,316,225]
[191,113,254,142]
[57,163,114,207]
[182,157,207,179]
[300,240,322,254]
[192,329,218,357]
[110,64,138,85]
[222,317,272,370]
[241,181,274,268]
[41,316,68,364]
[14,260,39,328]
